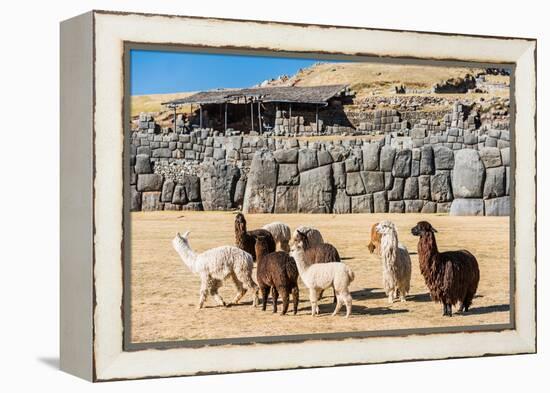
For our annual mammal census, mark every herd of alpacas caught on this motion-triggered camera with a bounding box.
[172,213,480,318]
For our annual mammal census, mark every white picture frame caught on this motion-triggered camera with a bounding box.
[60,10,536,381]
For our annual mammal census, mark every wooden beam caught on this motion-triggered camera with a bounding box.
[173,106,177,133]
[258,101,262,134]
[316,104,319,134]
[289,103,292,133]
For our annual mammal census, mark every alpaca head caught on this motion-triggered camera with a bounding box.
[411,221,437,237]
[376,221,397,236]
[254,235,271,259]
[293,229,310,249]
[234,212,247,234]
[172,230,191,251]
[289,241,305,260]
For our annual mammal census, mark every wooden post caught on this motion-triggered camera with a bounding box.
[199,104,203,129]
[173,106,177,132]
[224,102,228,132]
[289,103,292,132]
[316,104,319,133]
[258,101,262,134]
[250,100,254,132]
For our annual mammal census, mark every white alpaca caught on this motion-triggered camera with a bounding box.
[172,231,258,309]
[262,222,291,252]
[375,221,412,303]
[291,226,324,248]
[290,244,354,317]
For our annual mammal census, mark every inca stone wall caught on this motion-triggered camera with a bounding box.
[130,126,511,216]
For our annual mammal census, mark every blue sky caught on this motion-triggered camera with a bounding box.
[130,49,325,95]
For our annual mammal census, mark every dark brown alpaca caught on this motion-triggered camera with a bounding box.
[411,221,480,317]
[294,230,341,303]
[255,236,299,315]
[234,212,275,261]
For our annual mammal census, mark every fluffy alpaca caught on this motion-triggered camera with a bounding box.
[291,226,324,248]
[172,231,258,309]
[367,222,382,255]
[255,236,299,315]
[290,243,354,317]
[376,221,411,303]
[234,212,275,261]
[262,222,291,252]
[293,230,340,302]
[411,221,480,317]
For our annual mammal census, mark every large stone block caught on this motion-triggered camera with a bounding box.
[344,155,361,172]
[135,154,152,174]
[172,184,188,205]
[420,146,434,175]
[433,146,454,170]
[483,166,506,199]
[361,171,385,194]
[345,172,366,196]
[278,163,299,185]
[405,200,424,213]
[388,177,404,200]
[449,198,485,216]
[274,186,298,213]
[333,189,351,214]
[274,148,298,163]
[392,149,412,177]
[373,191,388,213]
[452,149,485,198]
[418,175,431,200]
[298,148,318,172]
[421,201,437,213]
[403,177,419,199]
[362,143,380,171]
[161,180,175,202]
[430,173,453,202]
[332,162,346,189]
[389,200,405,213]
[184,175,201,202]
[484,196,510,216]
[317,150,333,166]
[200,164,240,211]
[137,173,163,192]
[141,192,163,211]
[298,165,333,213]
[130,186,141,211]
[351,194,373,213]
[243,150,278,213]
[379,145,396,171]
[437,202,452,214]
[479,147,502,168]
[501,147,510,166]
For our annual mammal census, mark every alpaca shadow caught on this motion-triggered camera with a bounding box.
[363,306,409,316]
[463,304,510,316]
[340,257,354,261]
[408,293,433,302]
[351,288,388,301]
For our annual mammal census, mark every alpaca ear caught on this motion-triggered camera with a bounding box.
[431,227,438,233]
[183,231,190,238]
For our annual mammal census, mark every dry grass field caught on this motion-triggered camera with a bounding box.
[130,211,510,344]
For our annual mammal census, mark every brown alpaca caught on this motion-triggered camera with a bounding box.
[411,221,480,317]
[255,236,299,315]
[234,212,275,261]
[294,230,341,303]
[367,222,382,255]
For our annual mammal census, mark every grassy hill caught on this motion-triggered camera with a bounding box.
[130,62,508,116]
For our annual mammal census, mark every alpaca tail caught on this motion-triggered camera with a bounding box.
[345,265,355,283]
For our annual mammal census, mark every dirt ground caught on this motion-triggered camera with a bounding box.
[130,211,510,344]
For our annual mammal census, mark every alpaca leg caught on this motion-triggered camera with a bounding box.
[209,280,226,307]
[442,303,447,316]
[230,272,246,305]
[271,287,279,313]
[398,287,406,302]
[198,279,208,309]
[239,271,259,307]
[388,291,394,304]
[332,285,337,304]
[291,286,299,315]
[309,288,318,316]
[331,294,343,317]
[280,287,290,315]
[344,293,353,318]
[260,285,269,311]
[462,292,475,312]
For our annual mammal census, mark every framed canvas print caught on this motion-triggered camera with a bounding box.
[60,10,537,382]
